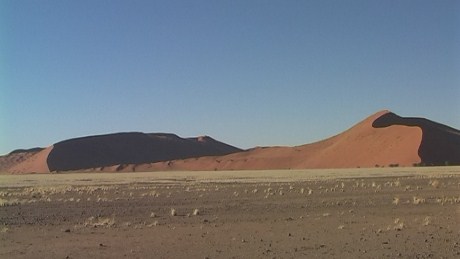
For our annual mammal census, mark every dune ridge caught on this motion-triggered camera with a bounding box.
[46,132,242,172]
[1,110,459,173]
[1,133,242,173]
[136,110,425,171]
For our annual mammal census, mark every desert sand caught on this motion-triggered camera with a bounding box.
[0,148,44,173]
[127,110,460,171]
[2,110,459,174]
[7,147,53,174]
[2,133,242,174]
[1,167,460,258]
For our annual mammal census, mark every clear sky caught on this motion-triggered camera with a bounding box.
[1,0,459,155]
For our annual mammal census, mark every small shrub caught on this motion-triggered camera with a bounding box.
[423,216,431,226]
[393,218,405,231]
[85,216,116,228]
[412,196,426,205]
[429,180,440,188]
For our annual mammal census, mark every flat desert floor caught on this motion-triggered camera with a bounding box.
[1,167,460,258]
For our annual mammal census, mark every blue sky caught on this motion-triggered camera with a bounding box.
[1,0,459,155]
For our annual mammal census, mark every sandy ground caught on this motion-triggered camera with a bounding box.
[1,167,460,258]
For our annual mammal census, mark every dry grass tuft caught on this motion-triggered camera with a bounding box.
[122,222,132,227]
[412,196,426,205]
[422,216,431,226]
[147,221,159,227]
[429,179,440,188]
[84,216,116,228]
[393,218,405,231]
[0,198,20,207]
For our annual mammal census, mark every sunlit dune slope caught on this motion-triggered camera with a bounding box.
[136,110,459,171]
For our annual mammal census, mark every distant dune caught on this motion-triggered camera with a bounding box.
[0,148,44,172]
[2,133,242,173]
[7,147,53,174]
[1,110,459,173]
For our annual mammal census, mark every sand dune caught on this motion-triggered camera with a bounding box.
[7,147,53,174]
[1,110,459,173]
[132,110,459,171]
[0,148,44,173]
[2,133,241,173]
[372,112,460,166]
[46,133,242,172]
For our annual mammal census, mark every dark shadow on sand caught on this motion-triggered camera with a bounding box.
[47,132,242,171]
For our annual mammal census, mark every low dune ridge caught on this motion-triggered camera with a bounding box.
[1,133,241,173]
[45,132,242,172]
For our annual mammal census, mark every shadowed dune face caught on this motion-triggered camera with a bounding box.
[373,113,460,166]
[47,133,242,171]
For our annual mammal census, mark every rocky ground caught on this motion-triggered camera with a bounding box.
[1,170,460,258]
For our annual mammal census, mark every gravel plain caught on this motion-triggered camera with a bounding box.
[1,167,460,258]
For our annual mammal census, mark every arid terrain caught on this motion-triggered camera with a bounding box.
[2,110,460,174]
[1,167,460,258]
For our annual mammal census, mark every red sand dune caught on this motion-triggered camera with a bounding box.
[7,147,53,174]
[132,110,460,171]
[1,133,241,173]
[1,110,459,173]
[0,148,44,173]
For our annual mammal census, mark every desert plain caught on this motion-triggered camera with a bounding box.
[1,167,460,258]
